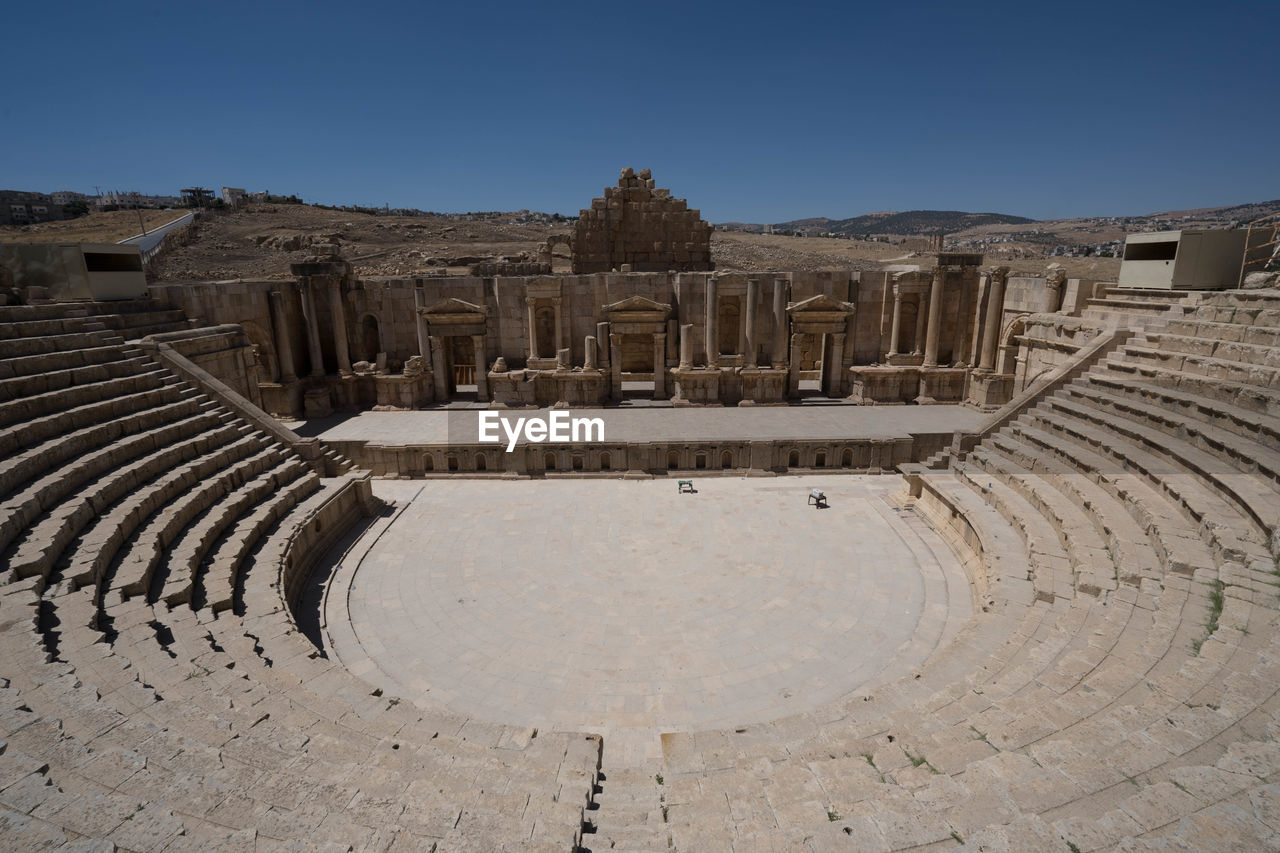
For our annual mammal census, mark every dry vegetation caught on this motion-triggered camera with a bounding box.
[0,209,192,245]
[3,203,1118,282]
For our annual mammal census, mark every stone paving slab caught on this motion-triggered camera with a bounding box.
[292,405,990,446]
[325,475,973,765]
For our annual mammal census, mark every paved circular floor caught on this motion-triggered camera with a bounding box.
[324,476,972,752]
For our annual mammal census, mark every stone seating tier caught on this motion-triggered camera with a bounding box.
[0,310,599,850]
[2,291,1279,849]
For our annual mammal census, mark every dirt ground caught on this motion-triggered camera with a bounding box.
[4,202,1119,282]
[0,209,192,245]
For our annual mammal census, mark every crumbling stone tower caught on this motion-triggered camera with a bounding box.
[572,168,714,274]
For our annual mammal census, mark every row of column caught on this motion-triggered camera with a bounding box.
[883,266,1009,370]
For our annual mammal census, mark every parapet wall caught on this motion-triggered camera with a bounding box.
[324,432,953,479]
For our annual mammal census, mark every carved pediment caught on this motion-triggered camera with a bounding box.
[602,295,672,316]
[422,298,487,317]
[786,293,854,315]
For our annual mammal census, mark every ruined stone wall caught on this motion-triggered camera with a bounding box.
[572,168,713,274]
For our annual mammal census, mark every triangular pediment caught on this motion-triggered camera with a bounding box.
[787,293,854,315]
[602,295,672,315]
[423,298,487,316]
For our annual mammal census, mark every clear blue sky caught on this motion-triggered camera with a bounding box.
[5,0,1277,222]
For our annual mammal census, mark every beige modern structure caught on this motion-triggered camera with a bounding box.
[1118,228,1250,289]
[0,242,148,301]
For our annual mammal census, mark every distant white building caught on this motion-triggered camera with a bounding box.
[222,187,248,207]
[50,191,88,206]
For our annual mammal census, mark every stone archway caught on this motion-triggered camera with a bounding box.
[539,234,574,273]
[996,314,1029,376]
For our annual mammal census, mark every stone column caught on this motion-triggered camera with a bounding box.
[745,279,759,367]
[950,275,969,367]
[771,278,788,366]
[787,332,803,397]
[887,286,903,358]
[609,333,623,399]
[554,302,565,353]
[584,335,597,370]
[473,334,489,401]
[705,278,719,368]
[596,322,611,367]
[979,267,1009,372]
[301,279,325,377]
[653,333,666,399]
[923,266,945,367]
[414,288,429,361]
[269,290,297,383]
[679,323,693,369]
[526,297,538,360]
[1045,268,1066,313]
[327,278,352,375]
[827,332,846,397]
[912,293,928,356]
[429,335,449,400]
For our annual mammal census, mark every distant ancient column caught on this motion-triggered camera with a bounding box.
[705,278,719,368]
[788,332,803,397]
[609,333,623,399]
[968,274,987,367]
[827,332,846,397]
[596,322,611,367]
[653,332,666,399]
[679,323,693,369]
[771,278,788,366]
[912,293,927,356]
[979,267,1009,372]
[950,275,969,367]
[473,334,489,401]
[269,290,297,383]
[414,287,429,361]
[526,297,539,360]
[745,279,759,367]
[1045,268,1066,313]
[301,279,325,377]
[887,286,903,358]
[429,335,449,399]
[923,266,946,368]
[328,278,352,375]
[584,335,597,370]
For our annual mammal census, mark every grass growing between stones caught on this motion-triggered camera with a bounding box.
[1192,579,1226,656]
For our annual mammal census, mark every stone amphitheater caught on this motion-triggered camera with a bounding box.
[3,183,1280,851]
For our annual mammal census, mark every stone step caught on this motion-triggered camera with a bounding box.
[0,412,233,572]
[0,368,174,430]
[156,456,311,608]
[1045,394,1280,543]
[61,432,271,592]
[1065,382,1280,494]
[0,343,132,381]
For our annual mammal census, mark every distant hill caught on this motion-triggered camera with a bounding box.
[724,210,1037,236]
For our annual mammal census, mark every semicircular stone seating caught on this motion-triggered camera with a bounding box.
[2,290,1280,852]
[0,303,600,852]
